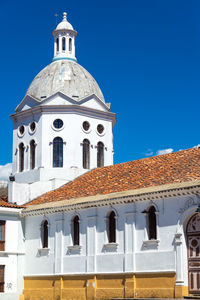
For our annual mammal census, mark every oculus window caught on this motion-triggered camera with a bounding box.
[53,119,63,130]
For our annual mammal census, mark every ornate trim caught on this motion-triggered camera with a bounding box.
[22,182,200,217]
[179,195,200,213]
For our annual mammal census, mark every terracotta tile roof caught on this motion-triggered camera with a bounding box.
[0,197,24,208]
[26,147,200,207]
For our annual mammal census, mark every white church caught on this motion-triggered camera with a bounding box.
[0,12,200,300]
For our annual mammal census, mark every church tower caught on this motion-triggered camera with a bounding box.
[9,13,116,205]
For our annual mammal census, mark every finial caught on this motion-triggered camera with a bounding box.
[63,12,67,21]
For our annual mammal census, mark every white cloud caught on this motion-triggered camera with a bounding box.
[0,163,12,181]
[145,149,154,156]
[156,148,173,156]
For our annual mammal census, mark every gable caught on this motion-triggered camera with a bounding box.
[42,92,110,112]
[16,95,40,112]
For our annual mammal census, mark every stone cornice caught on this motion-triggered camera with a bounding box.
[10,103,116,125]
[22,180,200,217]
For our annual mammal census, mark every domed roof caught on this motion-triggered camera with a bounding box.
[55,12,74,31]
[26,60,105,102]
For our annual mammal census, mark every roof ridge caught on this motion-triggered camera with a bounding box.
[25,146,200,207]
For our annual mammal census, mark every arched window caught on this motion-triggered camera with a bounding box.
[148,206,157,240]
[19,143,24,172]
[69,38,72,51]
[53,137,63,168]
[97,142,104,167]
[41,220,48,248]
[108,211,116,243]
[72,216,79,246]
[83,139,90,169]
[56,38,59,52]
[62,37,66,51]
[30,140,36,170]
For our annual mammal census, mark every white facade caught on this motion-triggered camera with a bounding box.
[0,208,24,300]
[23,192,196,289]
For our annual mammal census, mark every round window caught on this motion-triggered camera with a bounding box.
[97,124,104,134]
[19,125,25,135]
[53,119,63,129]
[30,122,36,132]
[83,121,90,131]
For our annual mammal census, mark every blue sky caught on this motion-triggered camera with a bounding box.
[0,0,200,174]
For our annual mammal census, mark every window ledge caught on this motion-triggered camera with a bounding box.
[104,242,118,250]
[38,248,50,253]
[68,245,82,252]
[143,239,160,249]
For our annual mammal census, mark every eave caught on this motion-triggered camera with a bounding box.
[22,179,200,216]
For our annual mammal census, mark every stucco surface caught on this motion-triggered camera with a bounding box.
[26,60,105,103]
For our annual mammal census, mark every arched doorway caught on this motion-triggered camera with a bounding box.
[187,214,200,294]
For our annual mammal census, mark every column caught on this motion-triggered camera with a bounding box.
[55,218,63,274]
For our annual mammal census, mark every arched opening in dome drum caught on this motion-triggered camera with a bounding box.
[97,142,104,167]
[19,143,24,172]
[69,38,72,52]
[62,37,66,51]
[30,140,36,170]
[56,38,59,52]
[53,137,63,168]
[82,139,90,169]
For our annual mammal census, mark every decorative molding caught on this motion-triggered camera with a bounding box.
[0,251,25,256]
[179,195,200,214]
[22,182,200,217]
[143,239,159,249]
[103,242,118,251]
[38,248,50,255]
[67,245,82,254]
[174,232,182,245]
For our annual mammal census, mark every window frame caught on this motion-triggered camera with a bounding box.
[82,139,90,169]
[108,211,116,243]
[53,137,63,168]
[0,265,5,292]
[97,142,104,168]
[41,220,48,249]
[30,140,36,170]
[0,221,5,251]
[19,143,25,172]
[72,215,80,246]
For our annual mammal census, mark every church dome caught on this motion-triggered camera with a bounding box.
[55,12,74,31]
[26,60,105,102]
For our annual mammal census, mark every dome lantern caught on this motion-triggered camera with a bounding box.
[52,12,77,62]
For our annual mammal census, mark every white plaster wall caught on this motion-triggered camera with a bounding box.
[0,211,25,299]
[24,194,193,290]
[10,96,114,204]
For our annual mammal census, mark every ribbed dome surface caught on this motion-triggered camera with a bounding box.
[55,19,74,31]
[26,60,105,102]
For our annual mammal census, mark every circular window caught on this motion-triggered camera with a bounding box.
[30,122,36,132]
[19,125,25,136]
[83,121,90,131]
[191,239,198,248]
[97,124,104,134]
[53,119,63,129]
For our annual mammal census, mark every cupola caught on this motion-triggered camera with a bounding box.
[52,12,77,62]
